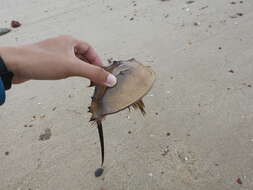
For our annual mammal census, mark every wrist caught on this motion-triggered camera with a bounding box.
[0,46,18,73]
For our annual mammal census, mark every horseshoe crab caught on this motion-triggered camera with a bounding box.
[88,58,155,176]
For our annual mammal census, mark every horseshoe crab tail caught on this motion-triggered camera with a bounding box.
[96,120,104,167]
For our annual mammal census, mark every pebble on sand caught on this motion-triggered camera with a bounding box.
[95,168,104,177]
[0,28,11,36]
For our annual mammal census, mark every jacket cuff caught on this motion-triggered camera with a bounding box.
[0,77,6,105]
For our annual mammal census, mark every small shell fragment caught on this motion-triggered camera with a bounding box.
[11,20,21,28]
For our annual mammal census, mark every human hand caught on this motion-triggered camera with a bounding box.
[0,35,117,87]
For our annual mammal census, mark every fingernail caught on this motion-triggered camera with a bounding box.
[105,74,117,87]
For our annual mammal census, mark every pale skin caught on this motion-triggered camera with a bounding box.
[0,35,117,87]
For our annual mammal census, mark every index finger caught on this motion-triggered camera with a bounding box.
[74,40,103,66]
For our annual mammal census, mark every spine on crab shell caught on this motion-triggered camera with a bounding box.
[131,99,146,116]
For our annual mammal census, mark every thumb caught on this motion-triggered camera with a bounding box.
[72,58,117,87]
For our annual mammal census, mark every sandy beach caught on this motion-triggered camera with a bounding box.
[0,0,253,189]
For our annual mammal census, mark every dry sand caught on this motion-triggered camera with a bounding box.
[0,0,253,189]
